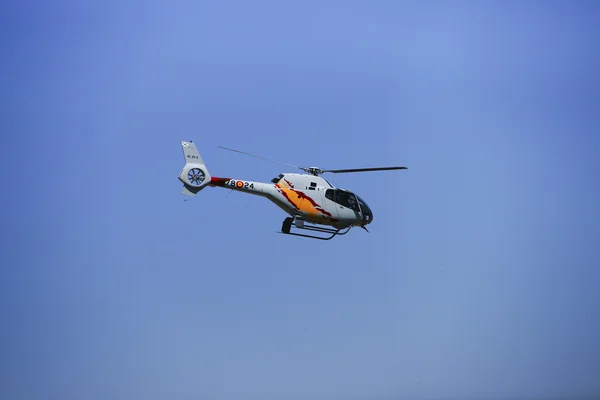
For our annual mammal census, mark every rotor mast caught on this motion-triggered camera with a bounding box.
[303,167,325,176]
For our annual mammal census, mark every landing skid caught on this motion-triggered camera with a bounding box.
[278,217,351,240]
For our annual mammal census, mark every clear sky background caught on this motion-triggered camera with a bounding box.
[1,1,599,399]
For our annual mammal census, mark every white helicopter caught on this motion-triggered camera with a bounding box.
[178,141,407,240]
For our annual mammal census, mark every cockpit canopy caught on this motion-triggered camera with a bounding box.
[325,189,373,223]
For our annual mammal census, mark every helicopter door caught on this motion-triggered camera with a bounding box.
[323,189,339,220]
[299,185,333,221]
[330,190,361,221]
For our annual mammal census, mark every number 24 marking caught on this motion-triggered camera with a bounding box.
[229,180,254,189]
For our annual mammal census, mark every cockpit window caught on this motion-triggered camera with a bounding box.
[325,189,334,201]
[326,189,360,211]
[356,195,370,210]
[337,190,359,211]
[356,194,373,222]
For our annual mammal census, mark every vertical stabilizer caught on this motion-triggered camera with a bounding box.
[178,141,212,196]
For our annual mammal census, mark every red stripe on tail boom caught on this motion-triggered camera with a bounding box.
[209,177,231,187]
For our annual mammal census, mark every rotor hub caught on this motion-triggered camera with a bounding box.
[304,167,324,176]
[187,168,206,186]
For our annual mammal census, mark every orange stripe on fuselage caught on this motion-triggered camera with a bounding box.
[275,182,336,221]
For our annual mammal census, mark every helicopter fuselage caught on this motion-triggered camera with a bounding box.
[209,173,373,229]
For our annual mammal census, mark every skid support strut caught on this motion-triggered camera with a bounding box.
[278,217,351,240]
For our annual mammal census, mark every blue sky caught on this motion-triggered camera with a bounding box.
[1,1,600,399]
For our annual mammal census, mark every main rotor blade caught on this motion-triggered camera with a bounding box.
[323,166,408,174]
[217,146,301,170]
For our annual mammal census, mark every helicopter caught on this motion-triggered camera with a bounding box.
[178,140,407,240]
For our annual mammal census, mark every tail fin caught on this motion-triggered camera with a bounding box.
[178,141,212,196]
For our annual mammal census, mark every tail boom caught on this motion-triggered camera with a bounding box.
[209,177,271,197]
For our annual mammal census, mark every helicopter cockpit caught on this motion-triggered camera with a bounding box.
[325,189,373,224]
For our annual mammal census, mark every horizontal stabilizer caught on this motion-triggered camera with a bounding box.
[182,185,201,197]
